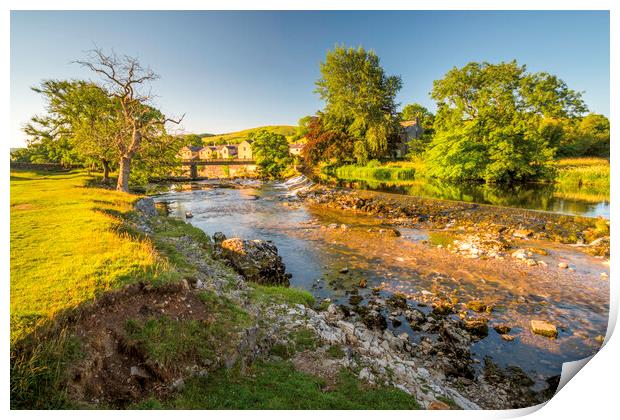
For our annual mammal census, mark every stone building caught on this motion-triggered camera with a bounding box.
[219,144,238,159]
[238,140,253,160]
[394,118,425,158]
[178,145,202,160]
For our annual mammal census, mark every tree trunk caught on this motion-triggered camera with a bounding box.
[102,159,110,184]
[116,127,141,193]
[116,156,131,192]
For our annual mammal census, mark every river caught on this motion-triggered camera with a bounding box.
[152,180,609,389]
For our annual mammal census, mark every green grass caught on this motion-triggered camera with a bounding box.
[10,170,175,343]
[555,157,610,195]
[334,162,417,184]
[123,306,250,367]
[10,330,83,409]
[200,125,297,145]
[138,360,420,409]
[326,344,346,359]
[249,284,315,307]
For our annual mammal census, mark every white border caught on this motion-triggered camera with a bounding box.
[3,2,617,419]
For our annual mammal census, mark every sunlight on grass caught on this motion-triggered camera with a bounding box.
[10,170,170,343]
[555,157,609,194]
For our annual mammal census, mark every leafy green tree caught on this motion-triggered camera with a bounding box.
[77,49,183,192]
[560,113,610,157]
[315,46,402,164]
[292,116,314,141]
[24,80,118,178]
[183,134,204,147]
[249,130,292,178]
[400,103,434,127]
[424,61,586,183]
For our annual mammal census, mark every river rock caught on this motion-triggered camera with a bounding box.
[387,293,408,309]
[219,238,290,286]
[212,231,227,244]
[530,320,558,338]
[463,317,489,338]
[357,307,387,330]
[512,229,533,239]
[557,262,569,269]
[493,325,511,335]
[432,299,455,316]
[438,320,474,377]
[404,308,426,328]
[135,197,158,217]
[466,300,487,312]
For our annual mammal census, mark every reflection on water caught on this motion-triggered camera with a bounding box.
[339,179,609,219]
[153,181,609,384]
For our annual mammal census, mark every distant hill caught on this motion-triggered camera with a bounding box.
[200,125,297,145]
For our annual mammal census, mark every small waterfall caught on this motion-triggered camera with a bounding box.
[277,174,314,196]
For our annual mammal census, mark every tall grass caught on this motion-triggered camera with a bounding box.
[555,157,610,195]
[334,161,417,183]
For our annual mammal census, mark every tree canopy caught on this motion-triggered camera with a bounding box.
[315,45,403,164]
[249,130,292,179]
[424,61,587,183]
[23,49,184,191]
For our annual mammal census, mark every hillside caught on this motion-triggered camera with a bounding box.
[200,125,297,145]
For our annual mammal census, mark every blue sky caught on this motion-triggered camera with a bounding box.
[10,10,609,147]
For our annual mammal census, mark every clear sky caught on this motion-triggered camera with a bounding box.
[10,10,610,147]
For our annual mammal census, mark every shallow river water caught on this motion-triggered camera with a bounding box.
[153,180,609,387]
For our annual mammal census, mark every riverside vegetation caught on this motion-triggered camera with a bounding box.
[10,169,436,409]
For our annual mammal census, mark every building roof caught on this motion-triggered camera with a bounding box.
[289,143,304,149]
[187,145,203,152]
[400,120,419,128]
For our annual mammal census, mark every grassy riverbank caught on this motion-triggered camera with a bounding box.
[555,157,610,193]
[10,171,173,343]
[332,161,419,184]
[328,157,609,208]
[11,169,419,409]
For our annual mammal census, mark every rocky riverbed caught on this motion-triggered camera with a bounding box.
[132,198,557,409]
[147,179,609,409]
[297,184,610,257]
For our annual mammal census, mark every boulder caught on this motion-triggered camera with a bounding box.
[530,320,558,338]
[219,238,290,286]
[135,198,158,217]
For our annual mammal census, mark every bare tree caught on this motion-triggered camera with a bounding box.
[76,49,183,192]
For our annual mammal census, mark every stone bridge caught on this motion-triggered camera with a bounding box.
[179,159,257,179]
